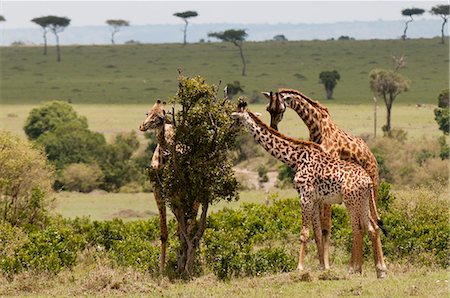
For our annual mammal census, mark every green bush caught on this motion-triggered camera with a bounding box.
[37,121,107,171]
[0,221,29,277]
[60,163,104,192]
[0,220,84,276]
[277,164,295,188]
[257,165,269,183]
[0,131,54,227]
[23,101,88,140]
[22,225,84,273]
[382,186,449,267]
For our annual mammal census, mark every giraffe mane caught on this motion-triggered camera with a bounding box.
[247,111,322,150]
[278,88,330,115]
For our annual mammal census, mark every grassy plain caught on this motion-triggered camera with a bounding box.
[54,189,298,221]
[1,38,448,104]
[1,264,448,297]
[0,102,441,142]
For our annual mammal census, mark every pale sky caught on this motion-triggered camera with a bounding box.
[1,0,446,29]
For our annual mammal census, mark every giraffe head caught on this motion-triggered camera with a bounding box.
[262,91,286,130]
[139,100,167,131]
[230,100,260,130]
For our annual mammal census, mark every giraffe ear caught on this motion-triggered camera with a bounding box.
[230,112,240,119]
[261,92,271,100]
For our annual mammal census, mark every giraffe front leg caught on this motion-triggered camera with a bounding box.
[298,197,314,271]
[312,202,324,269]
[321,203,332,270]
[154,186,167,275]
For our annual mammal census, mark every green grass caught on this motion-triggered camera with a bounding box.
[0,102,441,142]
[1,38,448,104]
[54,189,298,221]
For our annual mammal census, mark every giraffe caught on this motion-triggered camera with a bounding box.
[139,100,173,274]
[263,89,380,270]
[231,101,387,278]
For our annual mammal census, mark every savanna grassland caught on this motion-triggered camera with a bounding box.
[1,38,449,297]
[1,38,448,104]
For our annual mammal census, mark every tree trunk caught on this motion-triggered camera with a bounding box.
[441,18,447,44]
[43,32,47,55]
[385,95,393,132]
[237,44,246,76]
[325,88,333,100]
[55,33,61,62]
[402,17,412,40]
[183,20,188,45]
[175,201,208,279]
[111,32,116,45]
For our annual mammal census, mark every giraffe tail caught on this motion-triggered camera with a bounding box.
[369,183,389,237]
[377,218,388,237]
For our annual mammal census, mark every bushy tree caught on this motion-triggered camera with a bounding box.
[24,101,88,140]
[0,15,6,22]
[24,101,143,191]
[401,8,425,40]
[208,29,248,76]
[225,80,244,99]
[0,131,54,227]
[150,72,239,278]
[100,131,142,192]
[430,5,449,44]
[319,70,341,99]
[434,89,449,159]
[173,11,198,45]
[105,19,129,45]
[369,69,410,132]
[36,121,107,170]
[31,16,70,61]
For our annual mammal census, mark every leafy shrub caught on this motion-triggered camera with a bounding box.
[0,220,84,276]
[0,131,54,226]
[22,225,84,273]
[23,101,88,140]
[204,200,301,279]
[382,186,449,267]
[60,163,104,192]
[369,137,447,186]
[37,121,107,170]
[0,221,29,277]
[277,164,295,188]
[257,165,269,183]
[99,131,143,192]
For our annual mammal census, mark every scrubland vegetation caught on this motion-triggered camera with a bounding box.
[0,38,448,296]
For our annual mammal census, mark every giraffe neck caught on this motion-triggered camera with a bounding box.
[288,96,330,143]
[243,112,320,169]
[156,124,169,151]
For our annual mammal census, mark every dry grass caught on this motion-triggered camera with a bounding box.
[1,259,447,297]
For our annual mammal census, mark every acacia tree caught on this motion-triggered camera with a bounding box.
[48,16,70,62]
[208,29,248,76]
[401,8,425,40]
[0,15,5,22]
[149,72,238,278]
[430,5,450,44]
[105,19,129,44]
[369,69,410,132]
[31,16,51,55]
[319,70,341,99]
[173,11,198,45]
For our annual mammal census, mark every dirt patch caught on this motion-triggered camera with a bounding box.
[110,209,157,219]
[233,167,279,192]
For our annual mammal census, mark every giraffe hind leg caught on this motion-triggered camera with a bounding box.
[154,186,167,275]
